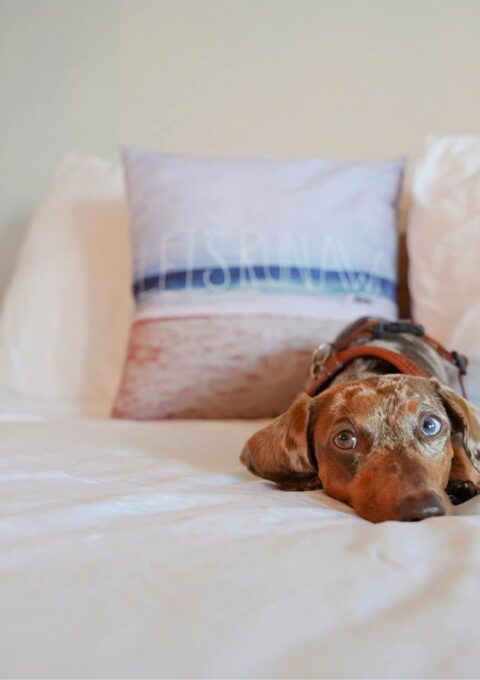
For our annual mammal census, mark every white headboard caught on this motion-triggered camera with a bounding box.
[1,0,479,299]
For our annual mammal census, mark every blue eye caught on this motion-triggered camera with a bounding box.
[421,415,443,437]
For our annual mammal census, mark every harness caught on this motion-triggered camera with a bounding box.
[306,319,469,399]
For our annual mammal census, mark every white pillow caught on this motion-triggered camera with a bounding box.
[408,136,480,405]
[0,155,133,417]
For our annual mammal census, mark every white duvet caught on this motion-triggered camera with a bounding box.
[1,417,480,679]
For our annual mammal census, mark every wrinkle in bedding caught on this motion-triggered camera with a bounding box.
[0,419,480,679]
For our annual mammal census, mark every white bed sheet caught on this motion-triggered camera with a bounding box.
[1,417,480,679]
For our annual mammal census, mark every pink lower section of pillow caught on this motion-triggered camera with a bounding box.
[112,316,345,420]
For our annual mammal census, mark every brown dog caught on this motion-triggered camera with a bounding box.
[241,318,480,523]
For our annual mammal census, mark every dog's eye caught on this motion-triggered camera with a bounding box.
[333,431,358,450]
[421,415,443,437]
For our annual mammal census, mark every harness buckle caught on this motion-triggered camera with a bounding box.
[311,342,332,377]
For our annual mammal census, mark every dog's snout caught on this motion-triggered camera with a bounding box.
[396,492,446,522]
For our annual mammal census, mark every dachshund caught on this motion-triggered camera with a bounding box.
[240,317,480,523]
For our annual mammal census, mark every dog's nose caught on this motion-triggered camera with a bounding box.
[396,492,446,522]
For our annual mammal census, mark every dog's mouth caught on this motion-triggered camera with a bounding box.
[351,492,448,523]
[346,471,451,523]
[348,476,480,522]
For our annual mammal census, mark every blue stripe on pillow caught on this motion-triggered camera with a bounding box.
[133,266,396,301]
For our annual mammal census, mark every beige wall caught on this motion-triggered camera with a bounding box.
[1,0,480,297]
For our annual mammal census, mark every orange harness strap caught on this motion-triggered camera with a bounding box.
[306,319,469,398]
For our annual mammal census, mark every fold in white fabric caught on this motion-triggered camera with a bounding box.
[1,418,479,678]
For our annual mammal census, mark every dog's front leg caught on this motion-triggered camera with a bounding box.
[447,445,480,505]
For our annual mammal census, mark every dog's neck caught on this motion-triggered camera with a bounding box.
[329,333,459,389]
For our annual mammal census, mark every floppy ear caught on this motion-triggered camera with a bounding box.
[240,393,322,490]
[432,380,480,501]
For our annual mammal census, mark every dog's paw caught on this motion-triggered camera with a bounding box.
[446,479,479,505]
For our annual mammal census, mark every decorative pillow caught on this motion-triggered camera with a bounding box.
[409,136,480,361]
[113,148,404,420]
[0,155,134,417]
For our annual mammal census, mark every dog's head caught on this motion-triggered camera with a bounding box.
[240,375,480,522]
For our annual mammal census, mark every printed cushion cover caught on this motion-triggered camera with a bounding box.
[113,148,403,419]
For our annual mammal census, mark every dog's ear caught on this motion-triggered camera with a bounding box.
[432,379,480,475]
[240,393,320,489]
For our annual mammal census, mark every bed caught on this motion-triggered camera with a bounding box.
[1,413,480,678]
[1,143,480,677]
